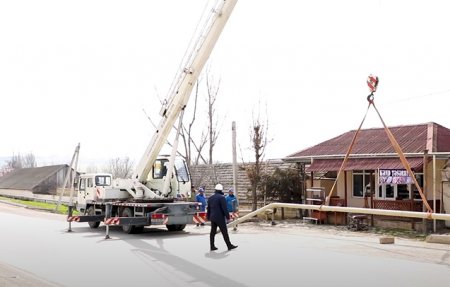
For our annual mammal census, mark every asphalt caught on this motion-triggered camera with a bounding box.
[1,198,450,286]
[0,201,62,286]
[0,263,60,287]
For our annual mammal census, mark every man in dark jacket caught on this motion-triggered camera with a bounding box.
[207,183,238,251]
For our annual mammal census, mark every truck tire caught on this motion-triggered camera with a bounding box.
[176,224,186,231]
[87,206,100,229]
[166,224,186,231]
[121,207,137,234]
[134,226,145,234]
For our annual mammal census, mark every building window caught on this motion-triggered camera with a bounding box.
[412,173,424,199]
[377,173,423,200]
[353,170,370,197]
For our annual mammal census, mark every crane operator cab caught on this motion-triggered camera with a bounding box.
[146,156,191,199]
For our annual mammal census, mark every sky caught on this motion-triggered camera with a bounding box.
[1,0,450,171]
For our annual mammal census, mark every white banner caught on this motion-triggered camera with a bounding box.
[379,169,412,185]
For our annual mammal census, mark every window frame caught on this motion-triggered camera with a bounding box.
[352,170,371,198]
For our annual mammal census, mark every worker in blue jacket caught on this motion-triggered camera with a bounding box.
[195,187,207,226]
[207,183,238,251]
[225,187,238,213]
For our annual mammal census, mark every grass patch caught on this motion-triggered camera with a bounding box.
[0,196,79,215]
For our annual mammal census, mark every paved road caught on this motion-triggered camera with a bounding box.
[1,203,450,287]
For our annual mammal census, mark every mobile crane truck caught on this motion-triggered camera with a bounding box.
[67,0,238,234]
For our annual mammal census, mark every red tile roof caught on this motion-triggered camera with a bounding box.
[307,157,424,172]
[287,122,450,159]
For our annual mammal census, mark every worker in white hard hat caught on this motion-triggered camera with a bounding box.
[206,183,238,251]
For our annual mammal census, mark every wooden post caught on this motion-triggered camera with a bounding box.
[370,170,374,226]
[433,154,436,232]
[344,170,348,224]
[423,150,428,233]
[344,171,348,206]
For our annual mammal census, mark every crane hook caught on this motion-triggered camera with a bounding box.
[366,74,379,103]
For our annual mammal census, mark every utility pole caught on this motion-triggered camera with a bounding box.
[55,143,80,212]
[232,121,238,198]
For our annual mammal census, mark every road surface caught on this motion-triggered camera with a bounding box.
[1,202,450,287]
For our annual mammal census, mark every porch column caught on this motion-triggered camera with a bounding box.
[344,171,348,207]
[433,154,436,232]
[423,150,428,233]
[370,170,375,226]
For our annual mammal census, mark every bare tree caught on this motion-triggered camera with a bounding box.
[6,153,23,170]
[4,152,37,170]
[23,153,37,168]
[85,165,99,174]
[246,106,270,211]
[180,68,221,166]
[105,157,134,179]
[206,70,222,164]
[181,81,208,166]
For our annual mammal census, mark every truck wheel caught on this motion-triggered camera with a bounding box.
[166,224,186,231]
[166,224,177,231]
[87,206,100,229]
[121,207,136,234]
[176,224,186,231]
[134,226,145,234]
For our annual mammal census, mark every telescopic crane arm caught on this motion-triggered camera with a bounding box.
[133,0,238,183]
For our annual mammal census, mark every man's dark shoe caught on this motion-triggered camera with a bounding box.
[228,245,238,251]
[210,246,218,251]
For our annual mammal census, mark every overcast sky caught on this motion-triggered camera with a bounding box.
[1,0,449,170]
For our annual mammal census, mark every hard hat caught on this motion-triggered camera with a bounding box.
[214,183,223,191]
[198,187,204,193]
[228,188,234,193]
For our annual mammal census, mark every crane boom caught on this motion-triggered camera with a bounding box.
[133,0,238,182]
[71,1,239,235]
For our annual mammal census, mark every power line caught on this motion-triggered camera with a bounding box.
[387,89,450,104]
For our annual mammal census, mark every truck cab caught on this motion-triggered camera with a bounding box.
[76,173,129,212]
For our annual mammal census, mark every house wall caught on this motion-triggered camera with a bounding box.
[306,173,366,208]
[308,159,449,210]
[442,167,450,227]
[423,158,446,201]
[345,171,366,208]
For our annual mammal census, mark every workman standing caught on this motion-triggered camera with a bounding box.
[225,187,238,213]
[195,187,207,226]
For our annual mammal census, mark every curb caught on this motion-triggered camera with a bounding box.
[0,200,27,208]
[426,234,450,245]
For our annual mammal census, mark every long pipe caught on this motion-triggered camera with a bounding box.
[227,202,450,228]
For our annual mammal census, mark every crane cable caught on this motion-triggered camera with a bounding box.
[323,75,433,215]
